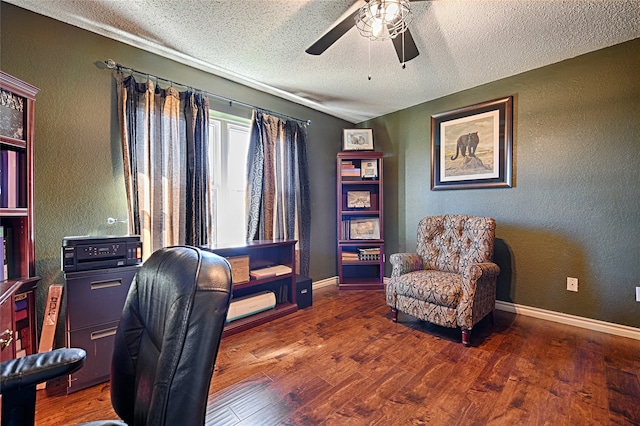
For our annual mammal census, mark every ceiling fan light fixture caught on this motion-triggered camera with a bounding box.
[355,0,413,42]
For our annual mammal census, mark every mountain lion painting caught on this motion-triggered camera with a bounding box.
[450,132,479,160]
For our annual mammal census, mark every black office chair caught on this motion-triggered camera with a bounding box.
[1,347,86,425]
[1,246,233,426]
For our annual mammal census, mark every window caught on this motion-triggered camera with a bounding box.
[209,112,251,245]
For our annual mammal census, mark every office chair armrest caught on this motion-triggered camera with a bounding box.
[0,348,86,392]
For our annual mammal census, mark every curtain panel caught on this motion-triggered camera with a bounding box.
[116,73,213,257]
[246,111,311,276]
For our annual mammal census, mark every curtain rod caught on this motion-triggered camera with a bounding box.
[103,59,311,126]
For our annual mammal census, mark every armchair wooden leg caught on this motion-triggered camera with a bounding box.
[461,328,471,347]
[391,308,398,322]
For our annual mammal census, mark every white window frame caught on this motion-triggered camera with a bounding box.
[208,112,251,245]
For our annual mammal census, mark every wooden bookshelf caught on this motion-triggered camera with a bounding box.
[337,151,384,290]
[201,240,297,336]
[0,71,39,361]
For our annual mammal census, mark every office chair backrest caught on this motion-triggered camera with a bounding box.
[109,246,232,426]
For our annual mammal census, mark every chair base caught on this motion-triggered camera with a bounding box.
[1,385,36,426]
[389,308,496,347]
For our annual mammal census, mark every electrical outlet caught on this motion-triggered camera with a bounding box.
[567,277,578,292]
[636,287,640,302]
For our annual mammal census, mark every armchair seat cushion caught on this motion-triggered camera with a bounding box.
[391,270,462,308]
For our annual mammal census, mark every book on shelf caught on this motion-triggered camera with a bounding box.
[341,252,359,261]
[0,226,4,281]
[14,332,22,352]
[277,283,289,304]
[15,328,26,358]
[249,264,292,279]
[0,150,19,208]
[15,306,28,322]
[358,247,380,261]
[341,219,350,239]
[17,150,26,207]
[342,248,381,262]
[341,168,361,177]
[0,150,8,207]
[342,251,359,257]
[17,325,31,356]
[0,225,8,280]
[358,247,380,253]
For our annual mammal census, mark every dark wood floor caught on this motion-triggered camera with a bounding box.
[35,285,640,425]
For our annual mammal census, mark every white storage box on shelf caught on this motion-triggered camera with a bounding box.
[226,291,276,322]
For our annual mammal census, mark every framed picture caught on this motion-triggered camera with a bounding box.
[347,191,371,208]
[0,88,25,140]
[360,159,378,179]
[431,96,513,190]
[343,128,374,151]
[349,218,380,240]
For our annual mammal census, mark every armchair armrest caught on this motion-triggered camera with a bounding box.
[1,348,86,392]
[458,262,501,328]
[460,262,500,296]
[389,253,424,277]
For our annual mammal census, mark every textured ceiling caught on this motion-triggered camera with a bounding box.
[5,0,640,123]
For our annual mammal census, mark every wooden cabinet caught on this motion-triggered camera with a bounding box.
[0,294,12,361]
[0,72,39,361]
[202,240,297,336]
[337,152,384,289]
[0,279,37,361]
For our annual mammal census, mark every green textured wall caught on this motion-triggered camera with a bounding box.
[1,4,349,342]
[363,38,640,328]
[2,3,638,337]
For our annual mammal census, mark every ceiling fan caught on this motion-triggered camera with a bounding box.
[306,0,426,64]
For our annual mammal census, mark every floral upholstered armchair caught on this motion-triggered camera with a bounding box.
[386,215,500,346]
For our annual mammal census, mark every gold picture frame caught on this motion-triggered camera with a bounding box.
[347,191,371,208]
[360,159,378,179]
[349,218,380,240]
[343,128,374,151]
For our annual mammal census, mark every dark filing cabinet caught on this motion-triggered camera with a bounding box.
[62,236,142,393]
[296,275,312,309]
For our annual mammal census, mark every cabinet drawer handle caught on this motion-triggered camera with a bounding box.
[90,279,122,290]
[0,329,14,349]
[91,327,118,340]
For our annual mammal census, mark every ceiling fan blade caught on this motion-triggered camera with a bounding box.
[392,28,419,63]
[305,8,360,55]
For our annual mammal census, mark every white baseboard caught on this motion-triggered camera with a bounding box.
[312,276,338,289]
[313,276,387,289]
[495,300,640,341]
